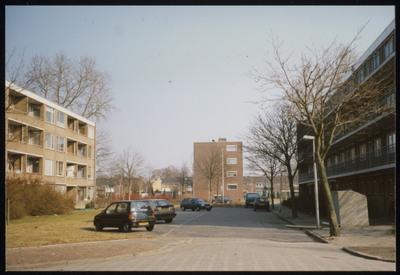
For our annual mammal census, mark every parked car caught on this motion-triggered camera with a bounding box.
[147,199,176,223]
[245,192,260,208]
[253,196,270,211]
[93,200,156,232]
[212,196,233,204]
[180,197,212,211]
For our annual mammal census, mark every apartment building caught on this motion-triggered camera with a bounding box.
[193,138,243,202]
[297,20,395,219]
[6,81,96,209]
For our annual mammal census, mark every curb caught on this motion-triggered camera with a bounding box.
[6,245,171,271]
[342,247,396,263]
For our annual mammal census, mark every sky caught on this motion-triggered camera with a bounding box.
[6,6,395,174]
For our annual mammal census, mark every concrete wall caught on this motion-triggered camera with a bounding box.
[332,190,369,227]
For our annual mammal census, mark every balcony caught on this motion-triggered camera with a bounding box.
[299,144,395,183]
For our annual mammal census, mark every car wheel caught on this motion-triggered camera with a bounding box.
[146,225,154,231]
[181,206,186,211]
[196,206,200,211]
[122,222,131,233]
[165,219,172,223]
[95,221,103,231]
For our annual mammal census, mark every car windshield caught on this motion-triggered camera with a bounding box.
[195,199,204,202]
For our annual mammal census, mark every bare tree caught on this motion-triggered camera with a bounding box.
[249,26,394,236]
[176,161,192,197]
[245,148,281,209]
[242,103,299,217]
[5,47,26,111]
[116,147,146,199]
[95,127,114,178]
[193,143,223,202]
[21,51,117,122]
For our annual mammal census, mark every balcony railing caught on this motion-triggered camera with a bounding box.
[299,144,395,183]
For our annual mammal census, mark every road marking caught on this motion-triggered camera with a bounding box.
[162,212,208,237]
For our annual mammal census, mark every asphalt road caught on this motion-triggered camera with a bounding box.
[28,207,396,271]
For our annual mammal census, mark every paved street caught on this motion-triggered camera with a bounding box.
[19,207,395,271]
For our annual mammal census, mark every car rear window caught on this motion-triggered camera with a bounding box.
[131,201,151,211]
[247,193,259,198]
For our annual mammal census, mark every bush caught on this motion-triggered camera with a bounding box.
[85,201,95,208]
[6,176,75,220]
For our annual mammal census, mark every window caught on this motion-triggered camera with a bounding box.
[27,159,40,173]
[326,157,331,166]
[106,203,117,213]
[56,161,64,176]
[227,171,237,177]
[339,152,345,163]
[79,124,86,135]
[46,106,55,124]
[88,146,94,159]
[383,36,393,60]
[45,159,54,176]
[57,136,65,152]
[359,143,366,160]
[67,164,75,177]
[78,144,86,157]
[45,133,55,149]
[386,92,395,107]
[57,111,65,128]
[227,184,237,190]
[29,130,41,146]
[226,145,237,151]
[387,132,395,153]
[88,166,94,179]
[117,202,128,213]
[88,125,95,139]
[371,52,380,71]
[78,166,85,178]
[227,158,237,164]
[374,138,381,157]
[30,104,41,118]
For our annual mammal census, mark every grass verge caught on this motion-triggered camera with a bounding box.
[6,209,159,248]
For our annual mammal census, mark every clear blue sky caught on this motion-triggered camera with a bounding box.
[6,6,395,174]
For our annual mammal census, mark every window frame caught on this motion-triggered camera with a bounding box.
[88,125,95,139]
[57,136,65,152]
[46,106,55,124]
[227,184,237,190]
[57,111,65,128]
[45,132,55,150]
[226,171,237,177]
[56,161,64,176]
[226,158,237,164]
[45,159,54,176]
[226,145,237,151]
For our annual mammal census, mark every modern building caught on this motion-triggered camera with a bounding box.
[6,80,96,209]
[193,138,243,202]
[297,20,395,219]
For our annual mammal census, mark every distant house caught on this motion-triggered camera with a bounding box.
[243,175,298,200]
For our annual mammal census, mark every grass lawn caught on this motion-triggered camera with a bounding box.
[6,209,159,248]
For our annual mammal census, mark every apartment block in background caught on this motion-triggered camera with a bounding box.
[6,80,96,209]
[193,138,243,202]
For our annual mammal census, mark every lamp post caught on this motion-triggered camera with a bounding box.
[221,148,224,203]
[303,135,320,229]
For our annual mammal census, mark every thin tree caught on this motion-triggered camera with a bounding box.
[242,102,299,218]
[21,51,117,122]
[249,26,394,236]
[176,161,191,198]
[193,143,223,202]
[95,127,114,178]
[244,149,281,209]
[116,147,145,199]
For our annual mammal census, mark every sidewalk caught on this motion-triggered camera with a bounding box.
[269,202,396,262]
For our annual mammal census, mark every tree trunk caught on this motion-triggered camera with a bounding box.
[316,158,340,236]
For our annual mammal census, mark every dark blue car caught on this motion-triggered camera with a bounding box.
[180,197,212,211]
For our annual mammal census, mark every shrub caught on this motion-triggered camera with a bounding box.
[6,176,75,220]
[85,201,95,208]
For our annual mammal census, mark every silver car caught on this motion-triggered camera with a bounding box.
[147,199,177,223]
